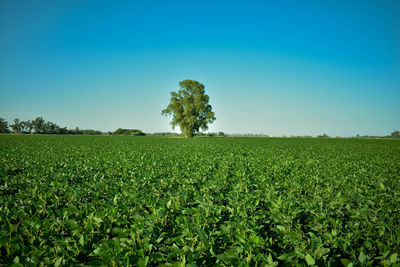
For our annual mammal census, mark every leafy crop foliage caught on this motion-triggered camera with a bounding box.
[0,136,399,266]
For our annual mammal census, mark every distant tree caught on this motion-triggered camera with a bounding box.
[218,131,225,137]
[57,127,68,135]
[113,128,145,136]
[113,128,124,135]
[25,120,33,133]
[11,119,23,133]
[20,120,29,133]
[391,131,400,138]
[317,134,330,138]
[44,121,60,134]
[0,117,10,133]
[81,129,102,135]
[32,117,45,134]
[162,80,216,138]
[68,127,83,135]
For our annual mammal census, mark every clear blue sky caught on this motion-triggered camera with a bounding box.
[1,0,399,136]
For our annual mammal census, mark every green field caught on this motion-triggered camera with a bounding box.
[0,135,399,266]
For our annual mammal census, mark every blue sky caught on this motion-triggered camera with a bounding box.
[1,0,399,136]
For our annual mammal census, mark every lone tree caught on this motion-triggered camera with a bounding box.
[162,80,216,137]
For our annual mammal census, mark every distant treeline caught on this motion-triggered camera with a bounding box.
[0,117,176,136]
[0,117,103,135]
[315,133,400,139]
[1,117,399,138]
[355,132,400,139]
[223,133,268,137]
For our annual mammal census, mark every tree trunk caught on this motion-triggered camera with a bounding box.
[185,129,194,138]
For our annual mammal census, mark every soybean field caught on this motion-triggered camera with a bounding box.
[0,135,399,266]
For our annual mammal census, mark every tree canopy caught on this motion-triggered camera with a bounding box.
[391,131,400,138]
[162,80,216,137]
[0,117,10,133]
[113,128,145,136]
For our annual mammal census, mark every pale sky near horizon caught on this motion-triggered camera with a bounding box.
[1,0,399,136]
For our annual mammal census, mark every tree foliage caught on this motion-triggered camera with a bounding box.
[11,119,22,133]
[0,117,102,135]
[0,117,10,133]
[162,80,216,137]
[113,128,145,136]
[32,117,45,134]
[317,133,330,138]
[391,131,400,138]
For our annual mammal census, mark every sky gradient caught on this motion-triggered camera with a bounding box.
[1,0,399,136]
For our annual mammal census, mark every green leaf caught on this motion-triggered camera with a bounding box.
[359,251,366,264]
[390,253,397,264]
[196,227,207,242]
[137,256,149,267]
[79,235,85,246]
[277,254,288,261]
[54,257,63,267]
[305,254,315,266]
[92,247,102,255]
[314,247,330,259]
[340,258,351,266]
[276,225,285,231]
